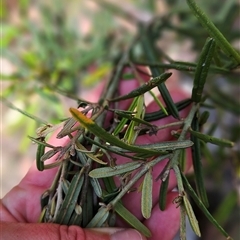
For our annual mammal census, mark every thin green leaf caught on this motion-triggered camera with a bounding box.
[181,173,233,239]
[179,149,187,172]
[124,95,144,144]
[50,196,57,217]
[75,141,107,165]
[134,60,230,74]
[68,204,83,226]
[140,32,180,119]
[69,213,83,226]
[186,0,240,64]
[190,129,234,147]
[113,109,154,127]
[183,195,201,237]
[1,96,49,125]
[110,140,193,153]
[83,135,145,160]
[82,185,94,227]
[149,90,168,116]
[28,136,56,148]
[89,161,142,178]
[70,108,166,154]
[113,97,139,136]
[57,118,77,138]
[115,202,151,237]
[62,179,70,195]
[40,148,60,161]
[157,83,180,119]
[192,38,215,102]
[90,178,102,198]
[191,114,209,207]
[191,38,216,102]
[144,98,192,122]
[86,207,109,228]
[159,173,170,211]
[36,141,45,171]
[141,169,153,219]
[180,204,187,240]
[55,171,84,225]
[43,161,63,170]
[36,123,64,138]
[109,72,172,102]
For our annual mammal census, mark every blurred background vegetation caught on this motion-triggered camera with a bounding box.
[1,0,239,239]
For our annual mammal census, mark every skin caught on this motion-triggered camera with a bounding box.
[0,71,192,240]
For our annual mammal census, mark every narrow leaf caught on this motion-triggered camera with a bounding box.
[115,202,151,237]
[149,90,168,116]
[109,72,172,102]
[110,140,193,153]
[179,149,187,172]
[124,95,144,144]
[134,60,229,74]
[70,108,165,154]
[89,161,142,178]
[1,96,49,125]
[183,195,201,237]
[181,173,233,239]
[180,204,187,240]
[28,136,56,148]
[191,114,209,207]
[90,178,102,198]
[55,171,84,225]
[75,141,107,165]
[86,207,109,228]
[159,173,170,211]
[83,135,145,160]
[114,109,154,127]
[141,170,153,219]
[190,129,234,147]
[144,98,192,122]
[113,97,138,136]
[62,179,71,195]
[40,148,60,161]
[186,0,240,64]
[82,185,94,227]
[191,38,216,102]
[36,141,45,171]
[140,33,180,119]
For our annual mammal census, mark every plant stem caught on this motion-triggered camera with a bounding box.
[108,154,172,208]
[169,103,199,168]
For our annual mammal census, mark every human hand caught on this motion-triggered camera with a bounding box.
[0,71,192,240]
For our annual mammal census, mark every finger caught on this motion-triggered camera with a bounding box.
[0,222,146,240]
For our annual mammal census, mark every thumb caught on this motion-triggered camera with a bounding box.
[1,222,146,240]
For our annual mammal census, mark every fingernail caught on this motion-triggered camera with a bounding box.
[110,229,147,240]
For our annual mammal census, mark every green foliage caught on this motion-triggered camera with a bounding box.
[2,0,239,239]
